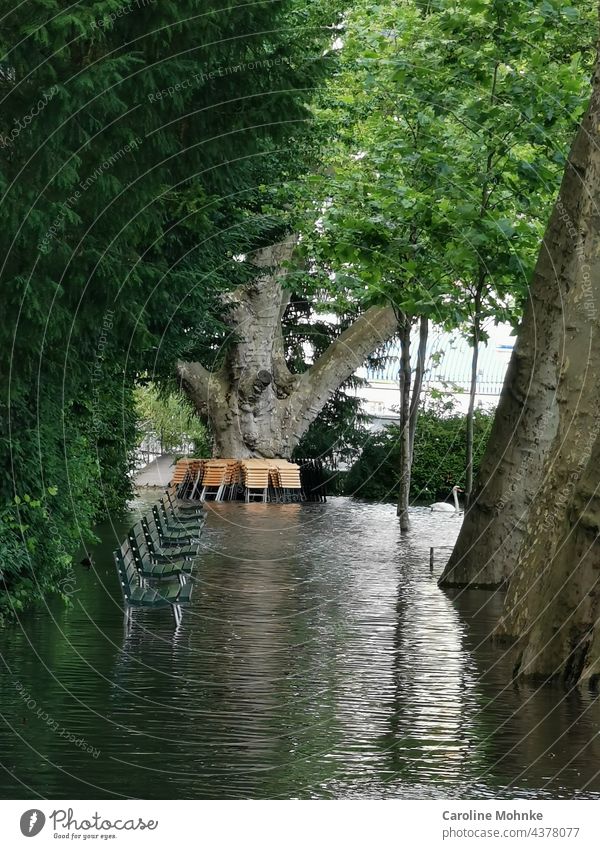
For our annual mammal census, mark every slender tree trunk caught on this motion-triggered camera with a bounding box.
[438,52,600,589]
[465,281,483,509]
[177,237,398,458]
[409,315,428,462]
[397,315,412,531]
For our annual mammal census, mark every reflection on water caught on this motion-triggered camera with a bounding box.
[0,496,598,799]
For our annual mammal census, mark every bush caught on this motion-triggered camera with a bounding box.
[344,404,494,503]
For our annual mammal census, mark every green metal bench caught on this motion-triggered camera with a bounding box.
[114,548,192,628]
[140,517,202,559]
[119,539,193,585]
[157,498,206,533]
[151,506,202,546]
[164,486,204,516]
[129,522,199,564]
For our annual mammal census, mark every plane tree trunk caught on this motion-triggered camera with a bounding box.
[177,238,398,458]
[443,35,600,688]
[439,47,600,590]
[492,44,600,683]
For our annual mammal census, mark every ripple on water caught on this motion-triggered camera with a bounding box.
[0,496,598,799]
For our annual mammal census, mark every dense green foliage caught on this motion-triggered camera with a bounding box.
[345,405,494,503]
[1,0,597,617]
[293,0,596,513]
[0,0,336,619]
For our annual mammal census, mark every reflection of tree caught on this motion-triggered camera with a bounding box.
[382,536,483,790]
[204,503,342,798]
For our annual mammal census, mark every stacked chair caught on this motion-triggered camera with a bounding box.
[241,459,271,502]
[173,457,316,503]
[268,460,303,503]
[198,459,229,501]
[174,460,205,500]
[113,486,205,629]
[296,458,328,503]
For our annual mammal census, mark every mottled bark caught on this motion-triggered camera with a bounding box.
[439,49,600,589]
[495,53,600,671]
[451,35,600,687]
[178,237,398,457]
[503,425,600,685]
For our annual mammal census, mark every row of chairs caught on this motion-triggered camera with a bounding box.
[113,488,205,629]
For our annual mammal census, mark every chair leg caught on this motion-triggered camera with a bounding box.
[190,471,202,500]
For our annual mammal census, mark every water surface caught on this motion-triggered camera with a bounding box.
[0,496,598,799]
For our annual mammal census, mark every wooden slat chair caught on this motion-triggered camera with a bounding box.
[223,460,242,500]
[114,548,192,628]
[187,460,206,500]
[176,460,205,500]
[170,459,205,500]
[240,459,270,502]
[170,461,192,496]
[150,507,202,547]
[138,518,201,560]
[157,498,206,532]
[269,460,303,502]
[200,461,228,501]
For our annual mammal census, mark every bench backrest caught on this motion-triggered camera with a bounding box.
[141,516,160,552]
[157,500,170,522]
[128,527,153,562]
[151,506,168,536]
[114,549,139,599]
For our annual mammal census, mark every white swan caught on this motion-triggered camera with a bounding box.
[431,486,463,513]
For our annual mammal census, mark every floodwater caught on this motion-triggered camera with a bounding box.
[0,496,599,799]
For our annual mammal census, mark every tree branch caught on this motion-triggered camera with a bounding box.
[177,360,225,417]
[287,303,398,443]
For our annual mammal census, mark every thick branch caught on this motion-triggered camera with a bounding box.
[177,360,225,416]
[272,289,298,397]
[287,303,398,443]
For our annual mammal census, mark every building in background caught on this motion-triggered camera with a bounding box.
[352,324,515,430]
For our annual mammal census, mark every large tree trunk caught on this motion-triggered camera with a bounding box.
[178,238,398,457]
[396,315,412,532]
[438,50,600,589]
[499,425,600,685]
[446,32,600,688]
[494,43,600,676]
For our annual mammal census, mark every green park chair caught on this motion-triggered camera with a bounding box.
[113,548,192,629]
